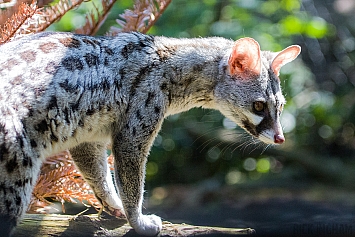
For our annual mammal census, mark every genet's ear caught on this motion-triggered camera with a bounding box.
[271,45,301,76]
[228,37,261,79]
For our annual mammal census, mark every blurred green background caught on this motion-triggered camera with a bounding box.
[49,0,355,235]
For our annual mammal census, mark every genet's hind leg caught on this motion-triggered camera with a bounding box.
[70,142,125,217]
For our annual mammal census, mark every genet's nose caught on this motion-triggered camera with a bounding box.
[274,134,285,144]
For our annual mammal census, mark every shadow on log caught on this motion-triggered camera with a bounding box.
[13,214,255,236]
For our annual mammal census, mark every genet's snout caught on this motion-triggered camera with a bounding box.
[274,134,285,144]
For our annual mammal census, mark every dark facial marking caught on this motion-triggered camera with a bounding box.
[59,37,81,48]
[61,57,84,71]
[242,108,273,138]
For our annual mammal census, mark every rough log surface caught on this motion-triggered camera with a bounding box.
[13,214,255,236]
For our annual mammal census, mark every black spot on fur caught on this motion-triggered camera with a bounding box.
[145,92,154,107]
[64,108,70,124]
[102,77,111,90]
[15,195,21,206]
[59,37,81,48]
[4,199,12,213]
[193,63,204,72]
[22,155,32,167]
[61,56,84,71]
[121,42,135,59]
[48,96,57,110]
[104,57,110,66]
[82,38,97,47]
[136,110,143,121]
[59,80,79,93]
[30,139,37,148]
[154,106,161,114]
[15,133,24,148]
[160,83,168,91]
[0,144,8,161]
[136,110,143,120]
[86,108,96,116]
[50,134,59,143]
[6,156,18,173]
[35,120,48,133]
[44,61,60,74]
[104,46,114,55]
[78,119,84,127]
[15,179,24,187]
[84,53,99,67]
[132,127,136,136]
[129,65,152,97]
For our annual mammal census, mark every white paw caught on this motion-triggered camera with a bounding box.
[105,194,124,210]
[133,214,162,236]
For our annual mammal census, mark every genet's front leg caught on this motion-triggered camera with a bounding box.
[112,112,163,236]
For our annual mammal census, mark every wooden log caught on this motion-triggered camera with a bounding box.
[13,214,254,236]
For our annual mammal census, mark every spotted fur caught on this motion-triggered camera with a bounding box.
[0,32,300,236]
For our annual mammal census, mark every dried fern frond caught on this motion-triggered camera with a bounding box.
[0,0,37,44]
[21,0,86,35]
[30,151,101,213]
[75,0,117,36]
[109,0,171,34]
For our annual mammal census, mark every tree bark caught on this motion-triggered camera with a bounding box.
[14,214,254,236]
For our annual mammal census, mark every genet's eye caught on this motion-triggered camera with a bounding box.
[253,101,265,113]
[279,104,284,115]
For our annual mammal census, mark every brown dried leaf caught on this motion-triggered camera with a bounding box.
[21,0,86,35]
[109,0,171,34]
[75,0,117,36]
[30,151,101,213]
[0,0,37,44]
